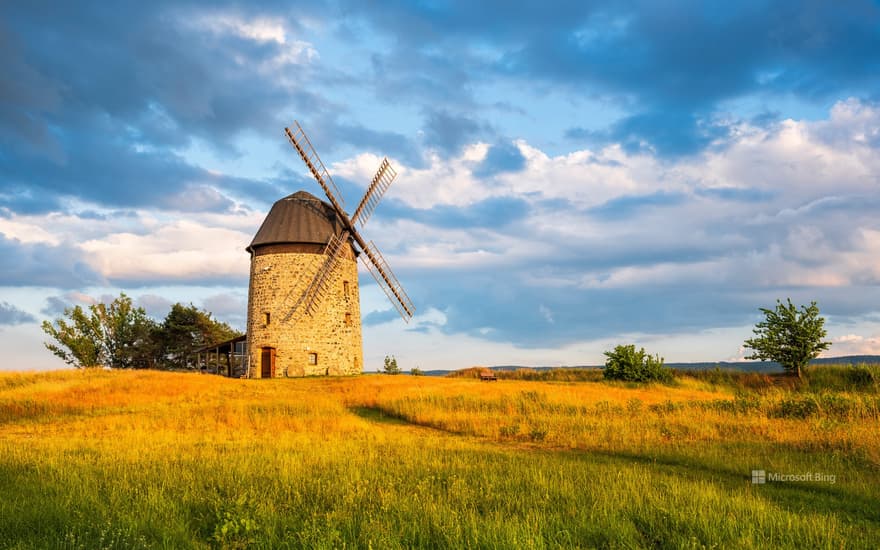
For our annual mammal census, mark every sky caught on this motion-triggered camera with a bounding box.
[2,1,880,372]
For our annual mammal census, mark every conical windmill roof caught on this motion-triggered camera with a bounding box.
[247,190,346,251]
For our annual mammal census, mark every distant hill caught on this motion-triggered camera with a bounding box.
[424,355,880,377]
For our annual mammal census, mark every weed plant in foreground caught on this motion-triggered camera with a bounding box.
[0,368,877,548]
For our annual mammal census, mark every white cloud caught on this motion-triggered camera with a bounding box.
[829,333,880,356]
[79,221,250,282]
[363,99,880,296]
[0,202,263,286]
[0,216,63,245]
[201,15,288,44]
[190,12,319,70]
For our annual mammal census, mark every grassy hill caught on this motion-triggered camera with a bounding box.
[0,368,878,548]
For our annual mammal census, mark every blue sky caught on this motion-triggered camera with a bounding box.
[2,1,880,371]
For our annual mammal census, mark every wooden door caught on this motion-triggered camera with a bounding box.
[260,347,275,378]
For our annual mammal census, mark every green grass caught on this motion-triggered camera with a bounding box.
[0,369,877,548]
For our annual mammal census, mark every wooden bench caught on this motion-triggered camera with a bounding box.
[479,370,497,381]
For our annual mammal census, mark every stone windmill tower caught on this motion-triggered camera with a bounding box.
[245,121,415,378]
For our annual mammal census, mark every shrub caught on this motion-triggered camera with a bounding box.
[410,367,425,376]
[528,425,548,441]
[775,396,820,419]
[499,424,520,438]
[816,394,857,418]
[804,364,880,392]
[603,344,671,383]
[848,364,878,387]
[383,355,401,375]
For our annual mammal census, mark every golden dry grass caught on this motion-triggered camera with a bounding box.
[0,368,877,548]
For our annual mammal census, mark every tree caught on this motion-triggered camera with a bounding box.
[157,303,241,369]
[93,294,157,369]
[42,293,157,369]
[383,355,401,375]
[42,305,104,368]
[743,299,831,379]
[603,344,670,382]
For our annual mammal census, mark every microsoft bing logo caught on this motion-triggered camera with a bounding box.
[751,470,766,484]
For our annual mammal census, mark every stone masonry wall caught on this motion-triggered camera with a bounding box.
[246,246,363,377]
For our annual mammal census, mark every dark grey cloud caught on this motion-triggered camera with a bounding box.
[103,272,249,290]
[363,308,399,326]
[312,118,424,168]
[368,48,480,109]
[5,0,876,222]
[376,196,530,230]
[474,141,526,178]
[1,130,269,213]
[0,302,36,325]
[0,236,103,288]
[392,269,752,348]
[0,2,333,214]
[503,2,880,102]
[397,256,880,349]
[568,110,733,157]
[695,187,775,202]
[41,296,70,317]
[2,2,329,152]
[342,1,880,157]
[421,109,491,155]
[588,191,687,220]
[202,293,247,330]
[136,294,174,320]
[41,292,98,317]
[0,23,65,163]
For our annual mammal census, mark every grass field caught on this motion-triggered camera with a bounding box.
[0,367,878,549]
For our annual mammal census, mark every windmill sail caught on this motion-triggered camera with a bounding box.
[360,240,415,321]
[302,231,349,316]
[285,120,415,323]
[351,158,396,227]
[283,232,349,322]
[285,123,346,211]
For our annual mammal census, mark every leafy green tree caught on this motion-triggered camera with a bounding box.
[410,366,424,376]
[42,305,104,368]
[158,303,241,369]
[383,355,401,375]
[603,344,670,382]
[743,299,831,379]
[93,294,157,369]
[42,293,157,369]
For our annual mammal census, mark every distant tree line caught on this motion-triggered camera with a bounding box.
[42,293,242,370]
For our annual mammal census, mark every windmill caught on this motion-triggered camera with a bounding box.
[244,121,414,378]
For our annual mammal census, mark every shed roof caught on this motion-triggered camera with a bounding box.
[247,190,345,251]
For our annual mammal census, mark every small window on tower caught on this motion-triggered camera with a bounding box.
[264,312,271,326]
[344,312,352,326]
[343,280,350,297]
[308,352,318,365]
